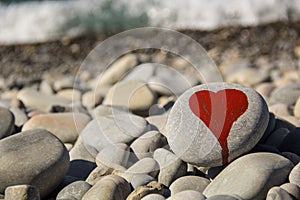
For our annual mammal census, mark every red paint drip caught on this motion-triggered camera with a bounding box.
[189,89,248,164]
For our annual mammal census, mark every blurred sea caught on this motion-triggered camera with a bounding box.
[1,0,300,44]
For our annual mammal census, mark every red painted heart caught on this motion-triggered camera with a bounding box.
[189,89,248,164]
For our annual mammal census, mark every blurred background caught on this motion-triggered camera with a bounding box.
[0,0,300,86]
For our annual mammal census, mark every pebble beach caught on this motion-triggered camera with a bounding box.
[0,20,300,200]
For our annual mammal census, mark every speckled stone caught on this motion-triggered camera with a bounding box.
[203,153,293,200]
[56,181,91,200]
[4,185,40,200]
[266,187,294,200]
[280,183,300,199]
[167,190,206,200]
[289,162,300,187]
[166,83,269,167]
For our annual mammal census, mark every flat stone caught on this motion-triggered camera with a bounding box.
[266,186,294,200]
[17,88,71,112]
[0,129,70,198]
[146,114,168,135]
[96,54,137,87]
[167,190,206,200]
[279,128,300,156]
[289,162,300,187]
[166,83,269,167]
[269,82,300,106]
[141,194,165,200]
[127,181,167,200]
[169,176,210,195]
[264,128,290,148]
[126,157,159,178]
[153,148,187,187]
[103,80,156,115]
[4,185,40,200]
[9,107,28,127]
[203,153,293,200]
[22,112,90,143]
[0,107,14,139]
[81,114,150,151]
[96,143,130,169]
[280,183,300,199]
[56,181,91,200]
[129,174,156,189]
[82,175,131,200]
[131,131,167,159]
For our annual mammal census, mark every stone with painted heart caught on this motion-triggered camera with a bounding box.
[166,82,269,167]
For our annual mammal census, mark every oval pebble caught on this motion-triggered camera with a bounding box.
[294,97,300,117]
[0,129,70,198]
[266,186,294,200]
[126,157,159,178]
[56,181,91,200]
[269,82,300,106]
[206,194,243,200]
[279,128,300,156]
[82,175,131,200]
[166,82,269,167]
[142,194,166,200]
[169,175,210,195]
[203,152,293,200]
[22,112,90,143]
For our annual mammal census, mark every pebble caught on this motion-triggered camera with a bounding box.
[269,82,300,106]
[127,181,167,200]
[85,165,113,185]
[103,80,156,115]
[203,153,293,200]
[9,107,28,127]
[167,190,206,200]
[81,114,150,151]
[141,194,166,200]
[95,143,130,169]
[91,104,128,119]
[130,130,167,159]
[289,162,300,187]
[123,63,156,82]
[275,118,296,131]
[169,176,210,195]
[280,183,300,199]
[53,77,74,91]
[96,54,137,87]
[153,148,187,187]
[0,107,14,139]
[22,112,90,143]
[166,82,269,166]
[264,127,290,148]
[269,103,291,117]
[0,129,70,198]
[280,152,300,165]
[266,186,294,200]
[148,65,199,96]
[226,67,269,86]
[129,174,156,189]
[39,80,53,95]
[17,88,71,112]
[294,97,300,117]
[258,112,276,143]
[69,136,98,162]
[206,194,243,200]
[4,185,40,200]
[82,175,131,200]
[146,114,168,135]
[56,89,81,101]
[56,181,91,200]
[125,157,159,178]
[82,90,104,109]
[279,128,300,156]
[255,82,276,101]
